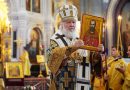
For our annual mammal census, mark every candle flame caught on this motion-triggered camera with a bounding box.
[118,15,122,20]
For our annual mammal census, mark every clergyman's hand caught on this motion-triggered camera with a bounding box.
[65,39,84,56]
[115,66,125,75]
[97,44,104,52]
[73,39,84,47]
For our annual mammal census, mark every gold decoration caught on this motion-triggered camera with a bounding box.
[5,62,24,78]
[37,55,45,78]
[49,80,56,90]
[62,72,72,87]
[48,47,67,75]
[37,54,50,77]
[37,55,45,63]
[0,0,12,62]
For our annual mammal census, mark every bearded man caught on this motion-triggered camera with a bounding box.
[47,4,104,90]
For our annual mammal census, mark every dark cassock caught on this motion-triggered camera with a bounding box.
[90,52,105,90]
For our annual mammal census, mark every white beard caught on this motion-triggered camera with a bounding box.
[60,25,78,39]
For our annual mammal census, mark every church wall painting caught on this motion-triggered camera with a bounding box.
[32,0,40,13]
[121,2,130,57]
[26,27,44,64]
[26,0,30,11]
[26,0,40,13]
[80,14,104,50]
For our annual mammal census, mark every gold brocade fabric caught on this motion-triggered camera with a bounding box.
[93,77,105,90]
[122,63,130,90]
[107,58,126,90]
[48,47,67,90]
[1,47,12,61]
[48,47,67,75]
[49,80,56,90]
[102,56,114,67]
[102,56,115,75]
[0,78,5,90]
[70,51,83,61]
[48,46,85,90]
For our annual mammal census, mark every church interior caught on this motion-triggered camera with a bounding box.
[0,0,130,90]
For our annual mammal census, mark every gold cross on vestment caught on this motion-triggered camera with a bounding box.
[62,72,72,87]
[68,67,75,72]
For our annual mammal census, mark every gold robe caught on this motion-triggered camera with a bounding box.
[122,63,130,90]
[93,76,105,90]
[0,78,5,90]
[107,58,126,90]
[48,47,84,90]
[48,47,67,90]
[92,54,109,90]
[103,56,114,68]
[48,47,67,75]
[92,56,114,90]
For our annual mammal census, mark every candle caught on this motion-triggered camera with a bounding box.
[117,15,122,50]
[117,15,124,56]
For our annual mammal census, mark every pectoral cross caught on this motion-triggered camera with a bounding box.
[81,57,89,78]
[62,72,72,88]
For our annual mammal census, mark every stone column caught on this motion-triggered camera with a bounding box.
[107,0,119,55]
[14,0,27,59]
[17,11,28,58]
[42,0,54,60]
[7,0,27,60]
